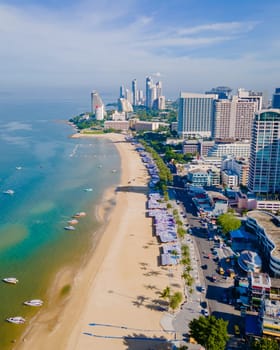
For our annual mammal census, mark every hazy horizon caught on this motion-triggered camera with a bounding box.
[0,0,279,101]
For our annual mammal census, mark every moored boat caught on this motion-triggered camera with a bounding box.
[2,277,18,284]
[6,316,26,324]
[73,212,86,218]
[67,219,79,225]
[64,225,75,231]
[23,299,43,307]
[3,189,14,195]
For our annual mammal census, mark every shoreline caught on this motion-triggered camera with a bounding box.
[16,132,180,350]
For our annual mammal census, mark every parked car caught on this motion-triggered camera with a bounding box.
[203,309,209,316]
[234,324,240,335]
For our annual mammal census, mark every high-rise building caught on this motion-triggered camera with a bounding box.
[156,81,162,98]
[125,88,132,104]
[248,109,280,194]
[178,92,218,138]
[118,98,133,113]
[237,88,263,110]
[132,79,137,106]
[146,76,154,108]
[206,86,232,99]
[213,100,235,139]
[156,95,166,110]
[119,85,125,99]
[272,88,280,109]
[91,91,106,120]
[213,96,258,140]
[235,98,258,140]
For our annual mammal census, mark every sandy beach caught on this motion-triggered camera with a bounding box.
[16,132,181,350]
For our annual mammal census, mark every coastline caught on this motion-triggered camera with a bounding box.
[16,132,180,350]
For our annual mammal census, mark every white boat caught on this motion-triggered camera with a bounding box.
[16,166,22,170]
[23,299,43,307]
[67,219,79,225]
[3,190,14,195]
[111,169,117,173]
[84,188,93,192]
[64,225,75,231]
[6,316,26,324]
[73,212,86,218]
[2,277,18,284]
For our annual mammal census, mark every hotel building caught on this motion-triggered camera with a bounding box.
[91,91,106,121]
[178,92,217,138]
[213,96,258,140]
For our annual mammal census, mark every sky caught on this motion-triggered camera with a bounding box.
[0,0,280,101]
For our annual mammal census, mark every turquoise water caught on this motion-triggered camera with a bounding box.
[0,99,121,348]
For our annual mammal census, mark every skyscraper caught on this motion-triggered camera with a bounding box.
[237,88,263,110]
[146,76,155,108]
[178,92,217,138]
[272,88,280,109]
[213,96,258,140]
[206,86,232,99]
[91,91,105,120]
[132,79,137,106]
[119,85,125,99]
[248,109,280,194]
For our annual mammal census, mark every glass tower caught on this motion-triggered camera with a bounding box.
[248,110,280,194]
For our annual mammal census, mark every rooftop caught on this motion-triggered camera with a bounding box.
[247,211,280,259]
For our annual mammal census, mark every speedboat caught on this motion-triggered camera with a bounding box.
[67,219,79,225]
[3,190,14,195]
[64,225,75,231]
[2,277,18,284]
[6,316,26,324]
[84,188,93,192]
[73,212,86,218]
[23,299,43,307]
[16,166,22,170]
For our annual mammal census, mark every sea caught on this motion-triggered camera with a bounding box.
[0,97,121,348]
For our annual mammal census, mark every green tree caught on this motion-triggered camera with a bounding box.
[217,213,241,235]
[160,286,171,300]
[251,338,279,350]
[189,315,229,350]
[169,291,183,311]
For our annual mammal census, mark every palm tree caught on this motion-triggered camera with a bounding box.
[160,286,171,300]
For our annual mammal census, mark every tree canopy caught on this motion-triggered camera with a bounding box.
[251,338,279,350]
[189,315,229,350]
[217,212,241,235]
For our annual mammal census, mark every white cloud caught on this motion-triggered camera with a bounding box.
[0,3,278,98]
[176,21,259,36]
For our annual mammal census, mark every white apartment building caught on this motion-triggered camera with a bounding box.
[207,141,251,159]
[221,169,239,187]
[222,156,249,186]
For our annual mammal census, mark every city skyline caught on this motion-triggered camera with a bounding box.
[0,0,280,100]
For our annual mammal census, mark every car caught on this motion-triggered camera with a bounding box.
[201,264,208,270]
[201,301,207,309]
[203,309,209,316]
[212,274,217,282]
[234,324,240,335]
